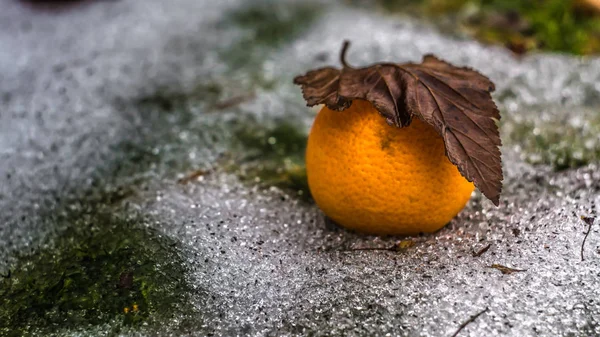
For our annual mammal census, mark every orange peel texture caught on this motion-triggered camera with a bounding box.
[306,100,474,235]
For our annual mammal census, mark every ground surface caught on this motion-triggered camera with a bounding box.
[1,0,600,336]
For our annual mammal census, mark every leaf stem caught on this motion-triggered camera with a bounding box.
[340,40,352,68]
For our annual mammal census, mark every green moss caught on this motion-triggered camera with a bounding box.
[227,2,320,47]
[369,0,600,55]
[137,83,222,108]
[108,81,227,182]
[0,82,230,335]
[130,86,313,201]
[135,82,223,119]
[374,0,466,15]
[229,118,311,201]
[0,212,194,336]
[472,0,600,55]
[221,2,321,71]
[234,121,307,160]
[504,113,600,170]
[125,76,313,200]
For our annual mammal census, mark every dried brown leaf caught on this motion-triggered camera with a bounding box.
[294,41,503,205]
[472,243,491,257]
[396,239,415,250]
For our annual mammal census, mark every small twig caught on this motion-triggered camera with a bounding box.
[472,243,491,257]
[177,169,210,185]
[450,307,489,337]
[346,246,396,252]
[488,264,526,275]
[346,240,414,252]
[580,216,596,261]
[213,93,255,110]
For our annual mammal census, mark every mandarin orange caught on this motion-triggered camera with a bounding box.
[306,100,474,235]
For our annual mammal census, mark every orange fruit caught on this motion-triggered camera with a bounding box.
[306,100,474,235]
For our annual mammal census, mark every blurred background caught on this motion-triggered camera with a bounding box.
[347,0,600,55]
[21,0,600,56]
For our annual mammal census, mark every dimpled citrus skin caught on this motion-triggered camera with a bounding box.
[306,100,475,235]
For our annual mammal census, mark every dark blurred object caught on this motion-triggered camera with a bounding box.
[575,0,600,14]
[20,0,91,11]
